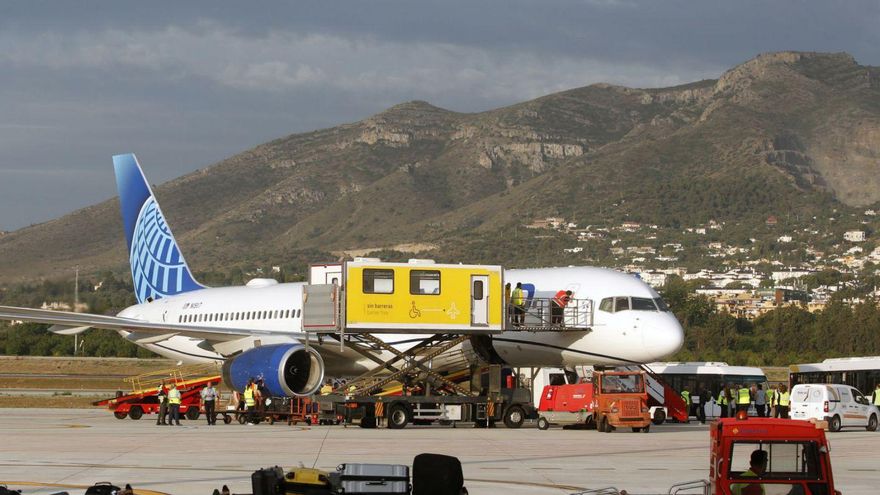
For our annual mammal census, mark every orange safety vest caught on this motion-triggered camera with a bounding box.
[553,290,571,308]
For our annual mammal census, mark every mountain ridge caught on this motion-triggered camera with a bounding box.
[1,51,878,283]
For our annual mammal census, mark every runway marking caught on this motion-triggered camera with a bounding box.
[1,481,168,495]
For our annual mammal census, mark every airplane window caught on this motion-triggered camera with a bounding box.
[631,297,658,311]
[614,297,630,312]
[599,298,614,313]
[410,270,441,295]
[275,310,280,319]
[653,297,670,312]
[297,309,301,318]
[363,269,394,294]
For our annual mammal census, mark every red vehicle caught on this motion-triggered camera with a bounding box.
[536,371,652,432]
[710,417,838,495]
[535,382,593,430]
[95,374,221,421]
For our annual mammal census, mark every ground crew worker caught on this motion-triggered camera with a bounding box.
[737,384,751,414]
[872,384,880,407]
[718,387,729,418]
[201,381,219,425]
[776,385,790,419]
[167,383,182,425]
[754,383,767,417]
[156,381,168,426]
[551,289,572,325]
[696,385,708,424]
[767,385,777,418]
[731,449,768,495]
[320,379,334,395]
[680,386,691,421]
[244,378,257,425]
[511,282,526,326]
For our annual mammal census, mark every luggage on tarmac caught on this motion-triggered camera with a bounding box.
[84,482,121,495]
[284,467,333,495]
[332,463,411,494]
[412,453,466,495]
[0,485,22,495]
[252,466,285,495]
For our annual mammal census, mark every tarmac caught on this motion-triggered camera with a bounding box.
[1,408,879,495]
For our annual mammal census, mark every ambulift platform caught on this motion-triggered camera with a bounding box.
[302,259,593,397]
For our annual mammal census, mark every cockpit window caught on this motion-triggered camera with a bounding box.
[599,297,614,313]
[614,297,630,312]
[631,297,658,311]
[653,297,670,312]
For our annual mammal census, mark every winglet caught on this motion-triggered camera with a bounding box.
[113,153,204,303]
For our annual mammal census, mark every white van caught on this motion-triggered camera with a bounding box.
[790,383,880,432]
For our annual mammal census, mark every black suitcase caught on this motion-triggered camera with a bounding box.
[252,466,285,495]
[334,463,410,494]
[84,482,120,495]
[0,486,22,495]
[412,453,465,495]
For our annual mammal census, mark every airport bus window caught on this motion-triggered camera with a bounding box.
[631,297,657,311]
[410,270,441,295]
[599,298,614,313]
[614,297,630,312]
[363,269,394,294]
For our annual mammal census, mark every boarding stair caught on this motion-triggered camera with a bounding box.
[618,364,689,423]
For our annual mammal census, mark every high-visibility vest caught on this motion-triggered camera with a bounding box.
[244,386,255,407]
[168,388,181,405]
[873,390,880,406]
[779,392,790,407]
[731,469,764,495]
[681,390,691,406]
[766,389,776,406]
[553,290,570,308]
[717,390,728,406]
[511,288,524,306]
[737,388,751,405]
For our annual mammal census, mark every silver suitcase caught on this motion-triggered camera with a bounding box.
[335,463,410,494]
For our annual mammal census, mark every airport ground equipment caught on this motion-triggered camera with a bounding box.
[570,416,839,495]
[303,259,588,429]
[591,370,652,432]
[535,382,593,430]
[317,364,535,429]
[93,363,220,421]
[626,364,690,424]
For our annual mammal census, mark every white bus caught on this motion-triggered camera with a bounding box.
[790,356,880,399]
[645,362,768,418]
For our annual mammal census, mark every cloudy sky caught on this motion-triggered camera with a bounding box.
[1,1,878,231]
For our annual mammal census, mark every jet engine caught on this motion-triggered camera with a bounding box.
[221,343,324,397]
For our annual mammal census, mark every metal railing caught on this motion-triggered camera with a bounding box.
[506,297,592,330]
[124,362,221,395]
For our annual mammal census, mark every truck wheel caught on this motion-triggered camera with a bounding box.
[114,411,127,420]
[652,409,666,425]
[829,415,842,432]
[503,405,525,429]
[388,404,410,429]
[223,415,232,425]
[185,408,200,421]
[238,414,247,424]
[597,416,608,433]
[867,414,878,432]
[128,406,143,420]
[641,424,650,433]
[631,427,641,432]
[537,417,550,430]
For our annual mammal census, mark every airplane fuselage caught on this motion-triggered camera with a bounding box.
[117,266,684,376]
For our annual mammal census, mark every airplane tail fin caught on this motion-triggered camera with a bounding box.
[113,153,204,303]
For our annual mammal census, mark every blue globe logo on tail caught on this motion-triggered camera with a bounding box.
[114,153,204,304]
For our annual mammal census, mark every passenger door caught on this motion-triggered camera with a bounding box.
[838,387,856,426]
[471,275,489,326]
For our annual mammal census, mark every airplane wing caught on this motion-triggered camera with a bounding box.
[0,305,308,344]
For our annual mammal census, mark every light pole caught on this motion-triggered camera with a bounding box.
[74,265,79,356]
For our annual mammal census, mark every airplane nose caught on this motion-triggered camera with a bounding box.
[642,312,685,359]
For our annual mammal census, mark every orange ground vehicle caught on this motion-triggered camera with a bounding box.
[592,370,652,433]
[710,417,838,495]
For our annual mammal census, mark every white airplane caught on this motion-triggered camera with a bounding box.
[0,154,684,397]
